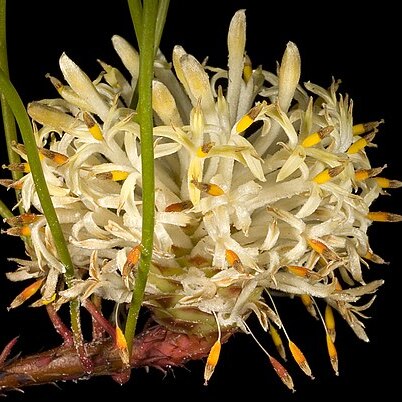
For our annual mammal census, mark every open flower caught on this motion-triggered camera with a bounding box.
[4,9,400,387]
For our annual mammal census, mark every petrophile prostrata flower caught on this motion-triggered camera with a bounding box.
[3,9,400,390]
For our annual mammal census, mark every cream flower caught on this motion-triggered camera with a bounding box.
[5,9,400,387]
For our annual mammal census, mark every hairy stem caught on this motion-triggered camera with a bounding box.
[0,326,229,392]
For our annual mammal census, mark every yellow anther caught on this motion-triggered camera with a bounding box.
[122,245,141,279]
[225,249,244,272]
[4,225,31,237]
[326,333,339,376]
[207,183,225,196]
[354,167,383,181]
[5,213,39,226]
[39,148,69,165]
[0,179,23,190]
[196,142,215,158]
[347,138,366,154]
[269,325,286,360]
[9,278,45,309]
[83,112,104,141]
[301,126,334,148]
[312,165,344,184]
[191,179,225,196]
[96,171,129,182]
[363,250,387,264]
[46,74,64,94]
[288,340,314,379]
[287,265,320,280]
[111,171,129,182]
[165,200,193,212]
[204,339,221,385]
[300,294,318,319]
[352,121,382,136]
[115,325,129,366]
[325,304,336,342]
[243,54,253,83]
[235,103,263,134]
[268,355,295,391]
[307,238,338,261]
[347,132,376,154]
[115,325,128,350]
[375,177,402,189]
[3,162,30,173]
[204,312,222,386]
[308,238,327,254]
[367,211,402,222]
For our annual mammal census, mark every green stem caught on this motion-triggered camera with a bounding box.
[127,0,143,48]
[0,198,13,219]
[154,0,170,54]
[125,0,158,354]
[0,68,75,284]
[0,69,85,366]
[0,0,22,209]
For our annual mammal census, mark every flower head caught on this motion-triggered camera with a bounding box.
[5,9,400,388]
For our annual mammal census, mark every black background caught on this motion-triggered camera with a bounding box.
[0,1,399,401]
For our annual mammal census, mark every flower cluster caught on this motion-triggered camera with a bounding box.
[3,10,400,388]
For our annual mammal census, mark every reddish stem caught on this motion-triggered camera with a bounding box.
[0,325,229,392]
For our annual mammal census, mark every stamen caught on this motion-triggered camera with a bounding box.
[0,179,23,189]
[347,132,376,154]
[225,249,245,272]
[363,250,387,264]
[165,200,193,212]
[352,120,383,136]
[300,294,318,319]
[114,305,129,367]
[196,142,215,158]
[326,333,339,376]
[83,112,104,141]
[266,291,314,379]
[235,103,263,134]
[312,165,344,184]
[311,299,339,375]
[191,179,225,196]
[243,320,295,391]
[122,245,141,280]
[287,265,320,280]
[243,54,253,83]
[269,324,287,360]
[46,74,64,94]
[9,278,44,309]
[4,213,40,226]
[354,167,383,181]
[325,305,336,342]
[96,171,129,181]
[3,225,31,237]
[307,238,339,261]
[367,211,402,222]
[39,148,69,165]
[301,126,334,148]
[204,311,222,386]
[2,162,30,173]
[115,324,129,366]
[288,340,314,379]
[374,177,402,189]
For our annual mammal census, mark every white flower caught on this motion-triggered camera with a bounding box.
[5,9,401,383]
